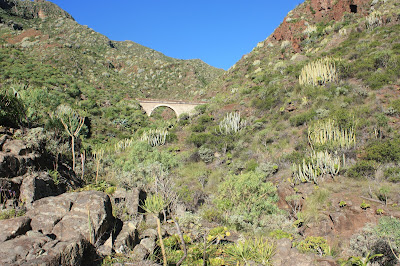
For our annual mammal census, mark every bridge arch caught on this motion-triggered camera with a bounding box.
[149,104,179,118]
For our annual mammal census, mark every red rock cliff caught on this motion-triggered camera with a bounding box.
[272,0,372,52]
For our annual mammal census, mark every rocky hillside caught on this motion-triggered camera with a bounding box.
[1,0,400,265]
[0,0,223,140]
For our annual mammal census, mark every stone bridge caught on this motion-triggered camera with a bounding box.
[137,99,206,118]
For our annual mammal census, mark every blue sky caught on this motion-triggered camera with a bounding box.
[50,1,301,70]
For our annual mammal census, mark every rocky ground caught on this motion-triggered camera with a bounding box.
[0,127,342,265]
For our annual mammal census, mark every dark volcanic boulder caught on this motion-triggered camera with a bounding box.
[20,171,81,207]
[0,191,114,265]
[0,232,98,266]
[0,138,40,178]
[27,191,114,243]
[0,216,32,242]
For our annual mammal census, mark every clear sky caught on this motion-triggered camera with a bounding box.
[49,0,302,70]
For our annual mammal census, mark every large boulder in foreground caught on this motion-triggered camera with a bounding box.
[27,190,114,243]
[0,231,97,266]
[20,171,81,207]
[0,191,114,265]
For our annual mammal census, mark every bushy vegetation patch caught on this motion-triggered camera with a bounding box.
[346,160,376,180]
[364,139,400,163]
[349,217,400,265]
[0,86,25,127]
[214,171,280,230]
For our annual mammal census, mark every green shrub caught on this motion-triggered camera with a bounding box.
[376,217,400,247]
[245,159,258,172]
[115,142,178,173]
[0,208,26,220]
[215,171,279,228]
[290,110,316,126]
[178,112,190,121]
[0,88,25,127]
[194,104,207,114]
[360,201,370,210]
[347,160,376,180]
[384,167,400,183]
[198,146,214,164]
[224,237,275,265]
[255,161,279,178]
[251,97,276,110]
[187,132,211,147]
[198,114,213,124]
[269,229,293,240]
[178,113,190,126]
[349,217,400,265]
[366,71,392,89]
[296,236,330,256]
[191,124,206,132]
[284,151,306,164]
[365,139,400,162]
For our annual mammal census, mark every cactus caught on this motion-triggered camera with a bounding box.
[303,25,317,37]
[219,112,247,135]
[292,150,344,184]
[114,138,134,152]
[308,119,356,150]
[299,57,338,86]
[141,129,169,147]
[366,11,382,29]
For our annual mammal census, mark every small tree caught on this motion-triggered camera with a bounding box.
[142,194,167,266]
[56,104,85,172]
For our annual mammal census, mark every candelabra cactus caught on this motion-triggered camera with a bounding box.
[366,11,382,29]
[218,112,247,135]
[299,57,338,86]
[292,150,344,184]
[141,129,169,147]
[114,138,134,152]
[308,119,356,150]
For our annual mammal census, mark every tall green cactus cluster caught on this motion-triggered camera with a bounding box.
[308,119,356,150]
[292,151,344,184]
[114,138,134,152]
[219,112,247,135]
[141,129,169,147]
[299,57,338,86]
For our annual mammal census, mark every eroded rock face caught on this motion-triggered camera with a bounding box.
[27,191,114,243]
[310,0,371,22]
[112,187,146,218]
[0,216,32,242]
[0,138,40,178]
[0,191,114,265]
[0,232,98,266]
[20,171,81,206]
[271,0,372,52]
[0,128,82,209]
[114,221,137,254]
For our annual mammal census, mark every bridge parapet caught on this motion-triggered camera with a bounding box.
[137,99,206,118]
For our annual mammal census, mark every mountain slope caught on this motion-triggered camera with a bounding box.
[0,0,223,139]
[1,0,400,264]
